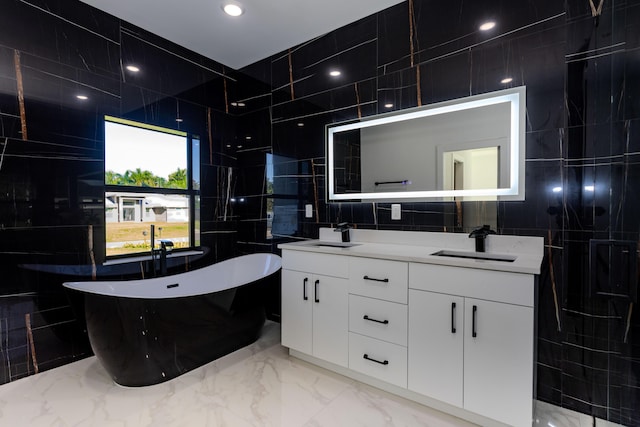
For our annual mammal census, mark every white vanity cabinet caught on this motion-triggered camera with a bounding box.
[281,250,349,367]
[408,263,535,427]
[279,229,542,427]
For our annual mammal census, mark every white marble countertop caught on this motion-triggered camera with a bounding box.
[278,228,544,275]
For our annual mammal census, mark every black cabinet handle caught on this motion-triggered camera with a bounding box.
[451,302,456,333]
[303,277,308,301]
[472,305,477,338]
[363,275,389,283]
[314,279,320,303]
[363,315,389,325]
[363,354,389,365]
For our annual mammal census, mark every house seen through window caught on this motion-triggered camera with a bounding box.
[104,116,200,257]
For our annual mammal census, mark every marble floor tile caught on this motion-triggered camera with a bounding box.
[595,419,625,427]
[533,399,599,427]
[304,382,475,427]
[0,321,472,427]
[0,321,625,427]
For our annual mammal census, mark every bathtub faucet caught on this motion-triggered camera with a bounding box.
[150,223,173,276]
[150,224,156,253]
[155,240,174,276]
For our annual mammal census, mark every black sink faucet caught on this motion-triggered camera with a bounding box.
[334,222,353,242]
[469,225,496,253]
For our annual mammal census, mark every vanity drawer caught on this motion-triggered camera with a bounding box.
[349,332,407,388]
[349,295,407,346]
[281,250,348,278]
[349,258,408,303]
[409,263,535,307]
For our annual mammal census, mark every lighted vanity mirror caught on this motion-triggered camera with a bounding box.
[326,86,526,202]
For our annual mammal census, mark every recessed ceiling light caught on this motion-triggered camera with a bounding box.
[245,136,252,140]
[226,144,232,148]
[297,122,305,127]
[126,65,140,72]
[329,70,341,77]
[479,21,496,31]
[237,145,243,149]
[501,77,513,84]
[223,3,243,16]
[552,186,562,193]
[384,103,394,108]
[175,118,183,122]
[76,95,88,100]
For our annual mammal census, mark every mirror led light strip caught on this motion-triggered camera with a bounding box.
[326,86,525,201]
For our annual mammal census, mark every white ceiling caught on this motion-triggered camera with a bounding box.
[80,0,404,70]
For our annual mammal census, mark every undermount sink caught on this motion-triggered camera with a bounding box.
[307,241,362,248]
[431,249,516,262]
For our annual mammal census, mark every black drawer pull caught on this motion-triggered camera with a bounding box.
[472,305,478,338]
[363,315,389,325]
[363,354,389,365]
[303,277,308,301]
[363,275,389,283]
[314,279,320,303]
[451,302,456,333]
[166,283,179,289]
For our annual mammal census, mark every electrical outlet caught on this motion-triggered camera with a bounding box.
[391,204,401,220]
[305,204,313,218]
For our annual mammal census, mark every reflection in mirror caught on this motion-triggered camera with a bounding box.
[326,86,525,202]
[332,129,362,195]
[442,147,498,192]
[442,150,499,232]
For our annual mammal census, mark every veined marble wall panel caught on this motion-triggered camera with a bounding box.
[246,0,640,425]
[0,0,264,386]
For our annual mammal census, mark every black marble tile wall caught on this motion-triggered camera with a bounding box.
[0,0,269,384]
[232,0,640,424]
[1,0,639,424]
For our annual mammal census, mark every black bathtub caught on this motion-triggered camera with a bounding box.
[63,253,281,386]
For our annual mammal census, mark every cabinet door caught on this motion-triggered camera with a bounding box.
[463,298,533,427]
[312,275,348,367]
[281,269,313,355]
[408,289,464,407]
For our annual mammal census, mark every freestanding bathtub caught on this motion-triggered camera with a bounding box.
[63,253,281,387]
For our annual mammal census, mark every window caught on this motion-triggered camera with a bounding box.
[121,198,141,221]
[266,153,300,239]
[104,116,200,258]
